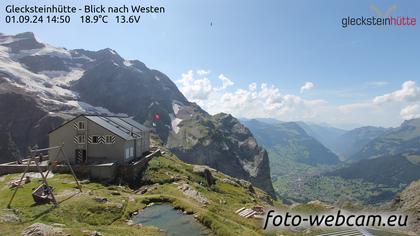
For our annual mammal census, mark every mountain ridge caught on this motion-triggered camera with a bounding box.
[334,126,389,161]
[242,119,341,166]
[351,118,420,162]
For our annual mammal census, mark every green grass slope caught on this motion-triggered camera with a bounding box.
[0,151,291,236]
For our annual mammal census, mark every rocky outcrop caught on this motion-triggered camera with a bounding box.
[178,183,210,205]
[389,180,420,233]
[0,88,64,163]
[0,209,20,223]
[22,223,67,236]
[192,165,216,186]
[2,32,44,53]
[169,113,276,197]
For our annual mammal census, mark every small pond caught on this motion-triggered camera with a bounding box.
[132,204,210,236]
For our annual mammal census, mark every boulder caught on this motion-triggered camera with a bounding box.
[90,231,103,236]
[22,223,66,236]
[178,183,209,205]
[192,165,216,186]
[110,191,121,195]
[220,178,240,187]
[0,209,20,223]
[247,184,256,195]
[203,169,216,186]
[94,197,107,203]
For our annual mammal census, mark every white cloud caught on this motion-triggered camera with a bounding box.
[249,82,257,91]
[339,80,420,124]
[300,82,315,93]
[176,70,419,128]
[176,70,234,104]
[176,70,327,121]
[177,70,213,100]
[400,104,420,120]
[218,74,234,89]
[197,69,211,76]
[373,80,420,104]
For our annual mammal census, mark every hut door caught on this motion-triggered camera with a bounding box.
[75,149,86,164]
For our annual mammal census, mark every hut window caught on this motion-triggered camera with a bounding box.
[91,135,99,144]
[76,135,85,144]
[105,135,114,144]
[77,121,86,130]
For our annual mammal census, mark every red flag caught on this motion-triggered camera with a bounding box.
[154,113,161,121]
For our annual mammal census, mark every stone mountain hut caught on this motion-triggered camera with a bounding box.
[48,115,150,165]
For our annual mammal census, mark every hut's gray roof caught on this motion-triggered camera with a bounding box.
[85,115,149,140]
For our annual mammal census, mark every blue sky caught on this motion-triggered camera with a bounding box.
[1,0,419,128]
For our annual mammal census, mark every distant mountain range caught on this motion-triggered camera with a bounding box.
[294,122,388,162]
[331,126,389,161]
[242,119,341,166]
[296,121,346,156]
[328,118,420,190]
[0,32,275,196]
[243,118,420,204]
[352,118,420,161]
[328,153,420,186]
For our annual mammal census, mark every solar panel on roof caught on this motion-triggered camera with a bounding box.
[120,117,150,131]
[106,117,142,137]
[84,115,147,140]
